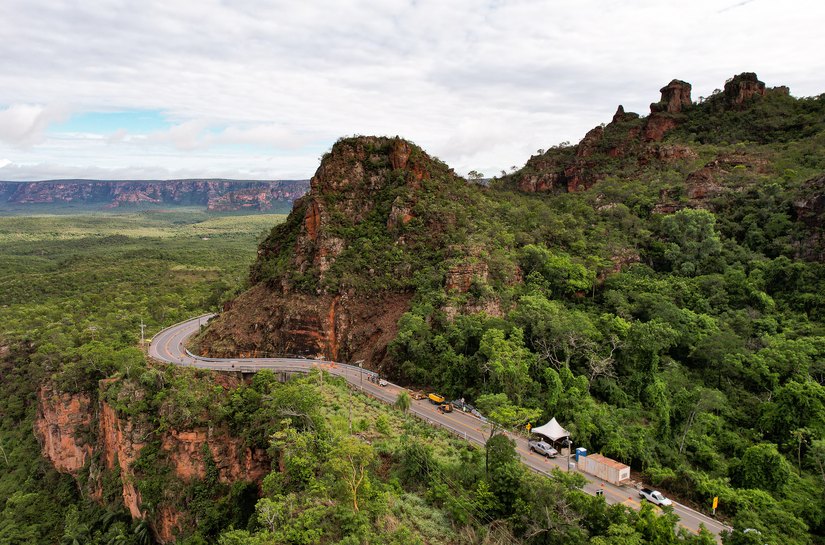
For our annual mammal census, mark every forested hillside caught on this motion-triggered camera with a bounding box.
[1,71,824,545]
[0,214,720,545]
[205,73,825,544]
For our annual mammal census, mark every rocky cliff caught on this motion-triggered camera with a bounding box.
[196,136,511,367]
[510,72,800,196]
[35,380,270,543]
[0,179,308,212]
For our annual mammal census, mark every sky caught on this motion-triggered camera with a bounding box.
[0,0,823,181]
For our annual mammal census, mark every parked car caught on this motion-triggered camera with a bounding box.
[639,488,672,506]
[528,439,558,458]
[451,399,483,418]
[378,379,388,387]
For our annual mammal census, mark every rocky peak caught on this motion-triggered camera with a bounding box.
[724,72,766,107]
[214,136,469,365]
[611,105,639,124]
[651,79,692,114]
[255,136,451,290]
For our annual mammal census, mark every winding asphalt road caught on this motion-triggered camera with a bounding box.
[149,314,729,540]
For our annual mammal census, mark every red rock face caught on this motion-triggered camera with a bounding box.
[445,262,489,293]
[199,284,413,367]
[160,429,270,483]
[390,139,412,170]
[36,381,272,544]
[647,144,698,163]
[794,174,825,262]
[724,72,766,108]
[651,80,692,113]
[642,114,679,142]
[304,200,322,242]
[98,399,145,519]
[576,126,605,158]
[684,153,769,202]
[35,385,94,475]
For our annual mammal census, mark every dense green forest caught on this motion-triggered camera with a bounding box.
[0,212,275,543]
[0,212,721,545]
[247,84,825,544]
[2,78,825,545]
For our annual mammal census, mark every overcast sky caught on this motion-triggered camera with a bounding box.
[0,0,822,181]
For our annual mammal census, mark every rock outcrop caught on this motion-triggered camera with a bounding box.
[643,79,691,141]
[200,136,469,367]
[723,72,766,108]
[651,79,692,113]
[200,285,412,366]
[684,152,770,203]
[512,73,797,195]
[35,381,271,544]
[35,386,94,475]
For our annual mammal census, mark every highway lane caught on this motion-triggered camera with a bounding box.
[149,314,729,540]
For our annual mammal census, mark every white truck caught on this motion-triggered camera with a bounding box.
[639,488,672,506]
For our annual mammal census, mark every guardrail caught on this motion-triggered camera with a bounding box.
[181,348,381,379]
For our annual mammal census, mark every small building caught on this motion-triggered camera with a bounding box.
[578,453,630,484]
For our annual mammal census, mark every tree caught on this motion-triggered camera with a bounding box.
[479,328,535,404]
[730,443,793,492]
[659,209,722,276]
[761,380,825,442]
[256,497,283,533]
[467,170,485,183]
[808,439,825,488]
[475,393,541,438]
[394,391,411,416]
[485,434,523,516]
[678,388,726,454]
[510,293,601,372]
[518,245,594,297]
[326,436,374,512]
[60,506,89,545]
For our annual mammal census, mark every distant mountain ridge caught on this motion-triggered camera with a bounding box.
[0,178,310,212]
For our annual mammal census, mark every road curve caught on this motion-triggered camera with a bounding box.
[150,314,730,540]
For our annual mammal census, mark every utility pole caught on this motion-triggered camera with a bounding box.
[140,319,146,349]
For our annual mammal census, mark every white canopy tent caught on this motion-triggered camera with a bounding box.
[531,417,570,442]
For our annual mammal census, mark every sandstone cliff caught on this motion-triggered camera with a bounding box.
[35,381,270,543]
[0,179,308,212]
[196,136,514,368]
[509,72,799,196]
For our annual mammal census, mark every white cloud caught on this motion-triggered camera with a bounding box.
[0,0,823,179]
[0,104,69,148]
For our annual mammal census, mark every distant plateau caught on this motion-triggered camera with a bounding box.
[0,179,310,213]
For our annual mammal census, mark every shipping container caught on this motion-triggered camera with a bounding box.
[578,453,630,484]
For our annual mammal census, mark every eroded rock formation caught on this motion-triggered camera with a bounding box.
[651,79,693,113]
[35,381,271,543]
[724,72,766,108]
[201,136,466,367]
